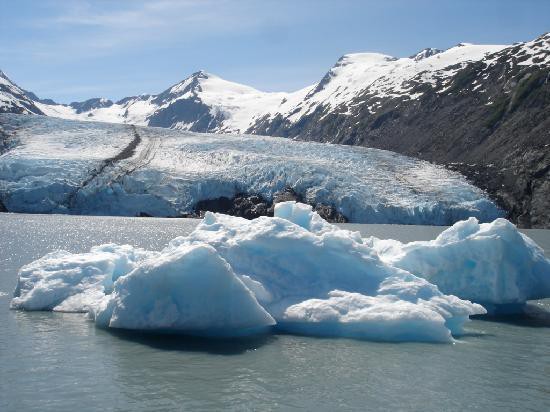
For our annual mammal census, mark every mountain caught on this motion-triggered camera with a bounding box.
[0,70,44,115]
[2,39,526,133]
[249,33,550,228]
[1,33,548,227]
[13,41,514,132]
[32,70,294,133]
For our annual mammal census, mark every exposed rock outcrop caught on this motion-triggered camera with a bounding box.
[189,188,348,223]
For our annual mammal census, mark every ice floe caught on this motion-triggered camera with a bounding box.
[10,202,550,342]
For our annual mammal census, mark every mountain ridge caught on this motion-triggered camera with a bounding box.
[0,38,516,132]
[1,32,548,227]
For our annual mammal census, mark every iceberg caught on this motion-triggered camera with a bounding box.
[12,202,549,341]
[368,217,550,313]
[10,202,495,342]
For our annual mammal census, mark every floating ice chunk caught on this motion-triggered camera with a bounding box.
[372,217,550,310]
[273,201,335,234]
[282,288,483,343]
[11,244,152,312]
[13,204,521,342]
[93,244,275,336]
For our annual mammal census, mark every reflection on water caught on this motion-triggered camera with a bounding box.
[475,302,550,328]
[108,329,278,355]
[1,213,550,411]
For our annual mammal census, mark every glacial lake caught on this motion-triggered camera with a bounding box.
[1,213,549,411]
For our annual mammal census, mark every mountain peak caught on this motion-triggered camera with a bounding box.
[0,69,13,85]
[69,98,114,114]
[410,47,443,61]
[193,69,206,75]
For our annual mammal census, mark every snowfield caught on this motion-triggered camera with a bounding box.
[0,114,502,224]
[11,202,550,342]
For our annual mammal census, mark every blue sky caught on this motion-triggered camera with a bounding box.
[1,0,548,103]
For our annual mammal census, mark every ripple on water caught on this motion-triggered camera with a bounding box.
[1,213,549,411]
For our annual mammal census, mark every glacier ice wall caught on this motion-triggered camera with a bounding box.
[0,114,503,225]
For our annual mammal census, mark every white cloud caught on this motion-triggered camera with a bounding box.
[15,0,297,60]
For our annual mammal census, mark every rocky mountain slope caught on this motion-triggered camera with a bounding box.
[1,33,548,226]
[0,70,44,115]
[249,33,550,228]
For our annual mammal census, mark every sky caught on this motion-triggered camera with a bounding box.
[1,0,549,103]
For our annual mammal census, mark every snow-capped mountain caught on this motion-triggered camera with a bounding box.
[1,32,548,227]
[0,70,44,115]
[26,70,291,133]
[2,34,548,136]
[0,38,521,132]
[250,42,512,134]
[252,33,549,139]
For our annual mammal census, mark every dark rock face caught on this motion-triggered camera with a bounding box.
[147,98,224,131]
[147,71,226,131]
[190,193,270,220]
[409,47,443,61]
[23,91,56,105]
[313,204,348,223]
[116,95,151,105]
[190,188,348,223]
[69,98,114,114]
[249,35,550,228]
[0,200,7,213]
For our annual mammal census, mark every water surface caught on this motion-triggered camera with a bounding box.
[1,214,549,411]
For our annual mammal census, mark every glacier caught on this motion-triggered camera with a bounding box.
[0,114,502,225]
[11,202,549,342]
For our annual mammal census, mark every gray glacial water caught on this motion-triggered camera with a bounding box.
[1,213,549,411]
